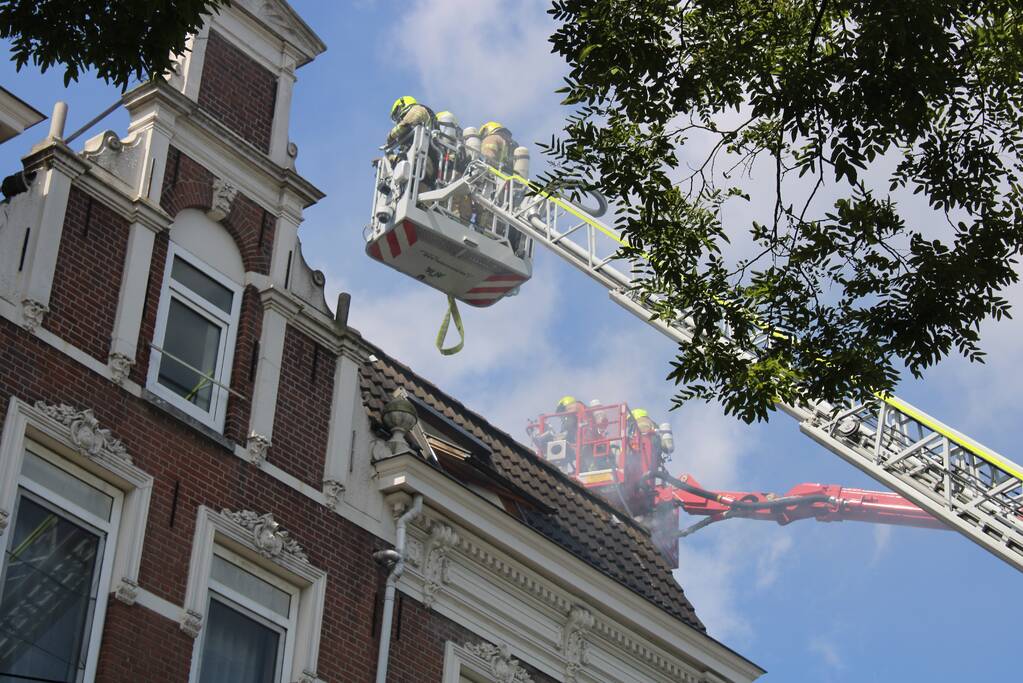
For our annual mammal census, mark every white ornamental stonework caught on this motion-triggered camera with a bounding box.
[221,509,309,563]
[34,402,132,463]
[422,521,459,609]
[207,176,238,222]
[464,642,533,683]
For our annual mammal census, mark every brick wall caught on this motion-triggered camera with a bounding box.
[42,186,128,363]
[198,30,278,153]
[270,325,335,488]
[223,285,263,444]
[2,315,553,682]
[160,147,276,275]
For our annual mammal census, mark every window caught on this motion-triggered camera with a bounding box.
[183,507,326,683]
[0,447,122,683]
[195,549,298,683]
[148,244,242,430]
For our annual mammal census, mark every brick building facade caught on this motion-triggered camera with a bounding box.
[0,2,762,681]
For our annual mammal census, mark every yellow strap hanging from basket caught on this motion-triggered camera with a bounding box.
[436,295,465,355]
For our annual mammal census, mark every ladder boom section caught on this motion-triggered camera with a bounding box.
[657,472,947,530]
[458,164,1023,571]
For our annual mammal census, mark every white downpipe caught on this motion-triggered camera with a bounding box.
[375,494,423,683]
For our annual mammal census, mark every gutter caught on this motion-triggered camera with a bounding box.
[372,493,423,683]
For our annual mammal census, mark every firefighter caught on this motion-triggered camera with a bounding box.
[435,110,474,222]
[386,96,438,190]
[631,407,672,462]
[557,396,598,473]
[387,96,435,145]
[479,121,514,171]
[478,121,524,251]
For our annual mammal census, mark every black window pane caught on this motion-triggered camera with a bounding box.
[0,496,101,683]
[199,599,279,683]
[172,257,234,312]
[158,299,222,411]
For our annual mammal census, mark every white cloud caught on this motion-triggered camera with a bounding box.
[754,534,794,590]
[809,635,843,670]
[870,525,893,567]
[390,0,565,133]
[675,524,797,643]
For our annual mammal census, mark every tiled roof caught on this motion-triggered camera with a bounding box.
[357,340,704,632]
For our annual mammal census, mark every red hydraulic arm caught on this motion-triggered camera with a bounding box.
[654,470,947,538]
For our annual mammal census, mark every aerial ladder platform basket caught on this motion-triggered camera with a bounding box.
[366,125,533,308]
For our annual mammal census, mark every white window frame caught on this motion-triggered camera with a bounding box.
[182,507,326,683]
[195,545,300,683]
[0,398,153,682]
[1,448,121,682]
[147,242,242,431]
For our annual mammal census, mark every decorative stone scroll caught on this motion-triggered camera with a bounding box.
[34,402,131,463]
[221,509,308,563]
[422,521,459,609]
[464,642,533,683]
[562,605,595,681]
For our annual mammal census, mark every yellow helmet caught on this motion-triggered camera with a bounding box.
[481,121,507,137]
[631,408,649,420]
[557,395,577,411]
[391,96,417,122]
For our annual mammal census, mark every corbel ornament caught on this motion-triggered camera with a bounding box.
[293,670,324,683]
[33,402,131,463]
[422,520,459,609]
[108,352,134,385]
[207,175,238,222]
[181,608,203,638]
[0,510,8,532]
[21,299,48,331]
[562,605,595,682]
[114,577,140,605]
[463,642,533,683]
[322,479,345,510]
[246,432,271,465]
[221,509,309,563]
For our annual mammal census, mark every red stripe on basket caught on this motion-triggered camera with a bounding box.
[386,230,401,258]
[403,220,418,246]
[467,286,516,294]
[464,297,499,307]
[368,242,383,261]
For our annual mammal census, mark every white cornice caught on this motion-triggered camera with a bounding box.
[0,87,45,137]
[259,285,347,354]
[231,0,326,66]
[376,454,764,682]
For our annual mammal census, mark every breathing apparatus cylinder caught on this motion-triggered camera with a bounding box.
[463,126,481,154]
[513,146,530,178]
[658,423,675,454]
[436,111,461,144]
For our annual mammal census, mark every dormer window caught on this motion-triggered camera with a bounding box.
[148,243,241,430]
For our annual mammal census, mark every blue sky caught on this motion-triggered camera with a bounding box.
[3,1,1021,680]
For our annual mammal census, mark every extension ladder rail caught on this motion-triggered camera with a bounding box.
[447,163,1023,571]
